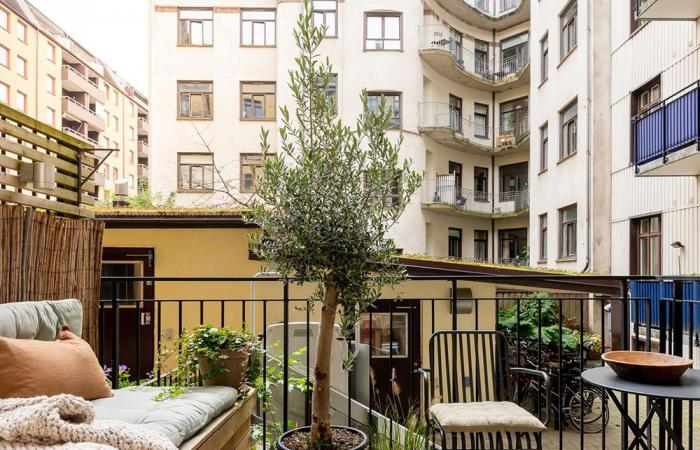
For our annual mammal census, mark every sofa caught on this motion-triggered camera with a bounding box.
[0,299,254,450]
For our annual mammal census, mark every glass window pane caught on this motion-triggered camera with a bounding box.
[253,22,265,45]
[384,17,400,39]
[325,13,336,36]
[181,9,212,20]
[242,22,252,45]
[384,40,401,50]
[366,17,382,39]
[191,22,203,45]
[203,21,213,45]
[650,216,660,233]
[266,22,275,44]
[562,102,578,123]
[359,313,408,358]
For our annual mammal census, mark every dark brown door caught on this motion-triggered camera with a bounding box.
[359,299,421,416]
[100,248,155,382]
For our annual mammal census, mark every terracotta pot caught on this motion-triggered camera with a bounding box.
[198,348,249,389]
[276,426,369,450]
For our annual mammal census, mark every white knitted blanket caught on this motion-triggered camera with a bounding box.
[0,395,176,450]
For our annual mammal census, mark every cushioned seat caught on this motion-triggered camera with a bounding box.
[92,386,239,446]
[0,299,83,340]
[429,401,546,434]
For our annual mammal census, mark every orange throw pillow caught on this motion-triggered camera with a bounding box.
[0,328,112,400]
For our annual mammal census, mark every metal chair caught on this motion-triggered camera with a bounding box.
[420,330,550,450]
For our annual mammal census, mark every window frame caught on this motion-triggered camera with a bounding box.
[366,91,402,129]
[47,42,55,62]
[46,74,55,95]
[474,229,488,261]
[560,1,577,61]
[16,55,26,78]
[558,204,577,260]
[559,99,578,161]
[240,9,276,47]
[16,20,26,43]
[631,215,662,276]
[632,76,661,116]
[240,81,276,121]
[177,80,214,120]
[0,82,8,104]
[0,44,7,68]
[540,33,548,84]
[177,7,214,47]
[474,102,489,139]
[448,227,463,259]
[0,7,8,31]
[539,213,548,262]
[15,90,26,112]
[540,122,548,172]
[364,12,402,52]
[239,153,266,193]
[313,1,338,38]
[177,152,215,192]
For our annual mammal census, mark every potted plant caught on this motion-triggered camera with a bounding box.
[248,3,422,449]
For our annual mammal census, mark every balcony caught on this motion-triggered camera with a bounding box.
[419,103,529,154]
[137,117,148,136]
[61,65,105,103]
[420,26,529,92]
[137,163,148,179]
[137,140,149,159]
[633,81,700,176]
[636,0,700,20]
[62,126,98,146]
[422,174,529,218]
[62,96,106,131]
[432,0,530,31]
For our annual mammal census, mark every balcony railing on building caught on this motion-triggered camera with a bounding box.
[137,118,148,136]
[62,95,106,131]
[62,126,98,146]
[61,64,105,103]
[137,140,149,159]
[137,164,148,179]
[423,174,529,217]
[420,25,529,87]
[635,0,700,20]
[453,0,523,17]
[419,102,529,153]
[632,81,700,176]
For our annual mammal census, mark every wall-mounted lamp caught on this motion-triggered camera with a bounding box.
[19,162,56,191]
[671,241,685,249]
[449,287,474,315]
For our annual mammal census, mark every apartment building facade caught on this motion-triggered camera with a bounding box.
[610,1,700,275]
[0,0,149,199]
[150,0,531,260]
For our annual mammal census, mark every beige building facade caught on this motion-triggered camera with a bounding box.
[0,0,149,200]
[150,0,531,261]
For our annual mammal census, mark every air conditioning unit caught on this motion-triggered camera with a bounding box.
[93,172,106,187]
[19,162,56,190]
[112,179,129,206]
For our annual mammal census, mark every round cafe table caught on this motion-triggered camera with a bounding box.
[582,366,700,450]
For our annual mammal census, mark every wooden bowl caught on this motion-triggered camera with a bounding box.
[602,351,693,384]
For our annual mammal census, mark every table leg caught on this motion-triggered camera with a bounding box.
[649,398,685,450]
[606,390,652,450]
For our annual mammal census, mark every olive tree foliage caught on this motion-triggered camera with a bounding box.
[246,2,422,444]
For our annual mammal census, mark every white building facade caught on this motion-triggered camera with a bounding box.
[150,0,532,260]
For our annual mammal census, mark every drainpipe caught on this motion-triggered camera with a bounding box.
[583,0,593,273]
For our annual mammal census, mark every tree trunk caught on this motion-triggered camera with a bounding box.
[310,284,339,446]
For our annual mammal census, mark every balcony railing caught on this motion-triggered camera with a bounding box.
[419,102,529,151]
[98,275,700,450]
[62,126,98,146]
[137,164,148,178]
[635,0,700,20]
[463,0,523,16]
[420,25,529,84]
[423,174,529,216]
[62,64,99,89]
[632,81,699,173]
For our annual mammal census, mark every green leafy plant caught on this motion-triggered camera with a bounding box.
[246,2,422,446]
[103,364,134,389]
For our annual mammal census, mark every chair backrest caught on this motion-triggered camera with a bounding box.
[0,299,83,340]
[428,330,512,404]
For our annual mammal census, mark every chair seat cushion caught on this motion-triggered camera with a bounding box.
[429,401,546,433]
[92,386,238,446]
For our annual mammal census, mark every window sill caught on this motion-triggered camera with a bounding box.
[557,46,577,68]
[177,189,215,194]
[240,118,276,122]
[538,77,548,89]
[556,257,577,263]
[177,117,214,121]
[363,48,404,53]
[177,44,214,48]
[538,168,548,175]
[240,45,276,49]
[537,259,547,264]
[557,151,577,165]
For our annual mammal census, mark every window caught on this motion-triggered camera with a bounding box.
[474,230,488,261]
[240,153,264,193]
[129,126,135,141]
[366,92,401,129]
[178,81,213,119]
[449,95,462,134]
[178,153,214,191]
[0,45,7,67]
[499,228,527,262]
[129,102,135,116]
[241,10,275,46]
[113,116,119,131]
[113,167,119,180]
[129,175,135,188]
[104,164,110,180]
[474,40,489,76]
[630,0,643,34]
[364,13,401,51]
[632,215,661,275]
[499,97,529,144]
[113,89,119,106]
[560,1,577,59]
[559,205,577,259]
[448,228,462,259]
[241,82,276,120]
[178,8,213,46]
[0,82,8,104]
[129,151,135,164]
[46,75,55,95]
[313,1,337,37]
[16,21,26,42]
[540,33,548,83]
[499,161,528,197]
[539,214,548,261]
[47,42,55,62]
[15,91,26,112]
[326,74,338,112]
[474,166,488,201]
[45,107,55,126]
[560,100,577,159]
[633,77,660,115]
[474,103,489,138]
[540,122,548,172]
[500,32,529,75]
[16,55,26,78]
[0,7,7,30]
[359,313,408,358]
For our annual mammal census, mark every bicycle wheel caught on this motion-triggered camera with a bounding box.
[568,387,609,433]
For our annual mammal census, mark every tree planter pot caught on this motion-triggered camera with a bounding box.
[276,425,369,450]
[198,348,248,389]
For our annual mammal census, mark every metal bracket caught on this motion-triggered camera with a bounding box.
[77,147,119,189]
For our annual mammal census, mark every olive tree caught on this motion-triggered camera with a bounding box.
[248,3,422,447]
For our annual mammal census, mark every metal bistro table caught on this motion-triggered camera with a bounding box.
[582,366,700,450]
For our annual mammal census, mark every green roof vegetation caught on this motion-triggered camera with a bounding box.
[400,253,595,276]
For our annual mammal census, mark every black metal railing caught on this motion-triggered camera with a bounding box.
[98,275,700,449]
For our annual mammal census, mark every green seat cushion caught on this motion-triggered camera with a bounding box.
[91,386,239,446]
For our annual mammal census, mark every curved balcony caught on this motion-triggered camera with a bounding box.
[420,26,529,92]
[418,103,529,155]
[422,175,529,219]
[431,0,530,31]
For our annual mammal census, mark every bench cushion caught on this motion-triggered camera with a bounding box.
[0,299,83,340]
[430,401,546,433]
[92,386,238,446]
